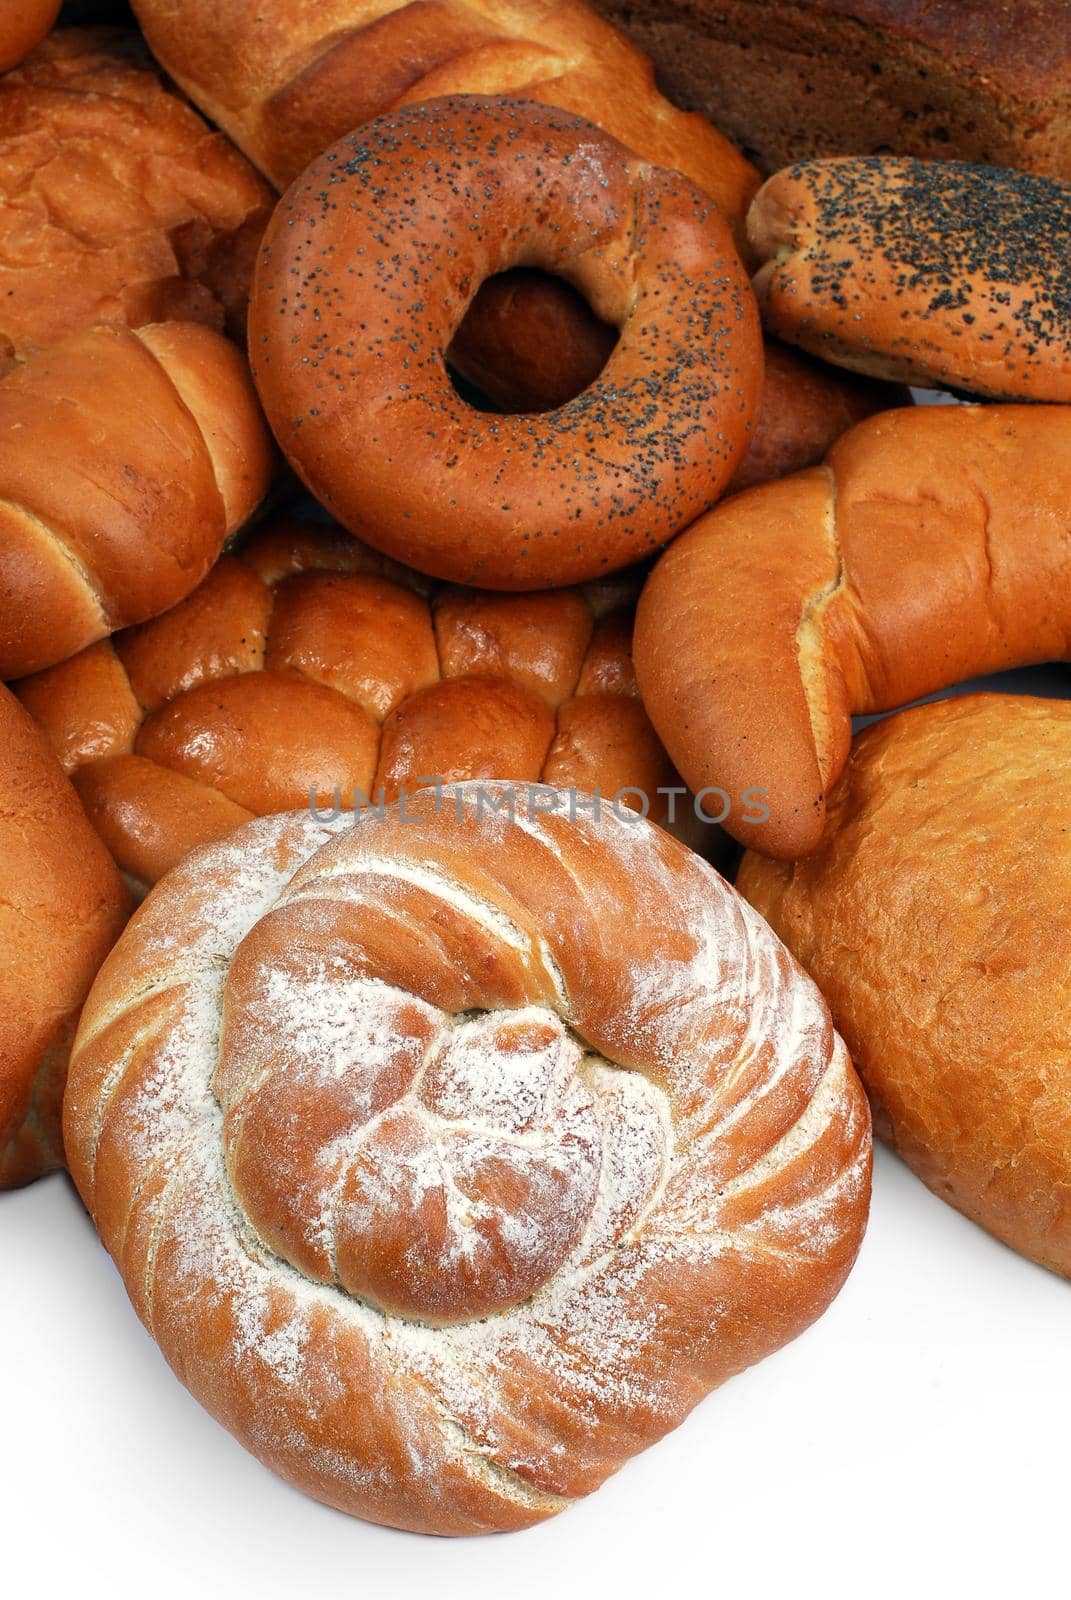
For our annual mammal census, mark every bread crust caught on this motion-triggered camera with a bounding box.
[0,0,59,72]
[18,519,682,889]
[590,0,1071,178]
[633,404,1071,858]
[738,693,1071,1277]
[750,157,1071,399]
[64,788,870,1531]
[0,28,273,370]
[127,0,758,239]
[250,96,761,588]
[0,321,272,679]
[0,686,127,1187]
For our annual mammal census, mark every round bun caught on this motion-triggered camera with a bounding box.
[738,694,1071,1277]
[0,29,273,371]
[0,321,273,680]
[250,96,761,588]
[18,520,682,890]
[749,157,1071,400]
[65,787,870,1533]
[0,0,58,73]
[0,686,127,1187]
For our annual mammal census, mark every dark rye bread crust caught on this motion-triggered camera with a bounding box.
[592,0,1071,177]
[750,157,1071,399]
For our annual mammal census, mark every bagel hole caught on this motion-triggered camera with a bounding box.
[446,268,618,415]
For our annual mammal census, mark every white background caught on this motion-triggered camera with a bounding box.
[4,1140,1069,1600]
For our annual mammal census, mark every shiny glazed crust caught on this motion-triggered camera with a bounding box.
[17,520,681,890]
[0,321,273,679]
[0,687,127,1188]
[739,694,1071,1277]
[250,96,761,588]
[749,157,1071,399]
[633,404,1071,859]
[64,788,870,1532]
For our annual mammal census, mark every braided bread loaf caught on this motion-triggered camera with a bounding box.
[0,321,272,681]
[633,403,1071,859]
[18,519,683,891]
[0,686,127,1189]
[0,29,273,372]
[0,0,58,72]
[64,787,871,1532]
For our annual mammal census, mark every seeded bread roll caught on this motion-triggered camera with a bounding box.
[739,694,1071,1278]
[749,157,1071,399]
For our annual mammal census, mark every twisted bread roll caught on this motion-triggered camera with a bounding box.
[0,321,273,680]
[18,520,682,891]
[64,787,870,1532]
[739,695,1071,1277]
[127,0,757,243]
[750,157,1071,400]
[251,97,761,588]
[633,404,1071,859]
[0,0,58,72]
[0,29,273,371]
[0,686,127,1189]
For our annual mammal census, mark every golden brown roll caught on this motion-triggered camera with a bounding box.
[250,97,761,589]
[0,0,59,72]
[0,685,127,1188]
[633,403,1071,860]
[64,786,870,1532]
[0,321,273,680]
[738,693,1071,1278]
[127,0,758,246]
[750,157,1071,399]
[0,28,273,371]
[18,520,685,891]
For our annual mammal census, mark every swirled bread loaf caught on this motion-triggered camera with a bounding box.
[64,787,871,1532]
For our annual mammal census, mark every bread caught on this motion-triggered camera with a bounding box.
[738,693,1071,1277]
[750,156,1071,399]
[127,0,761,415]
[0,0,59,72]
[590,0,1071,179]
[0,28,273,372]
[449,278,904,481]
[0,686,127,1188]
[127,0,758,246]
[64,786,870,1532]
[17,519,688,890]
[633,404,1071,860]
[251,97,761,588]
[0,321,272,681]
